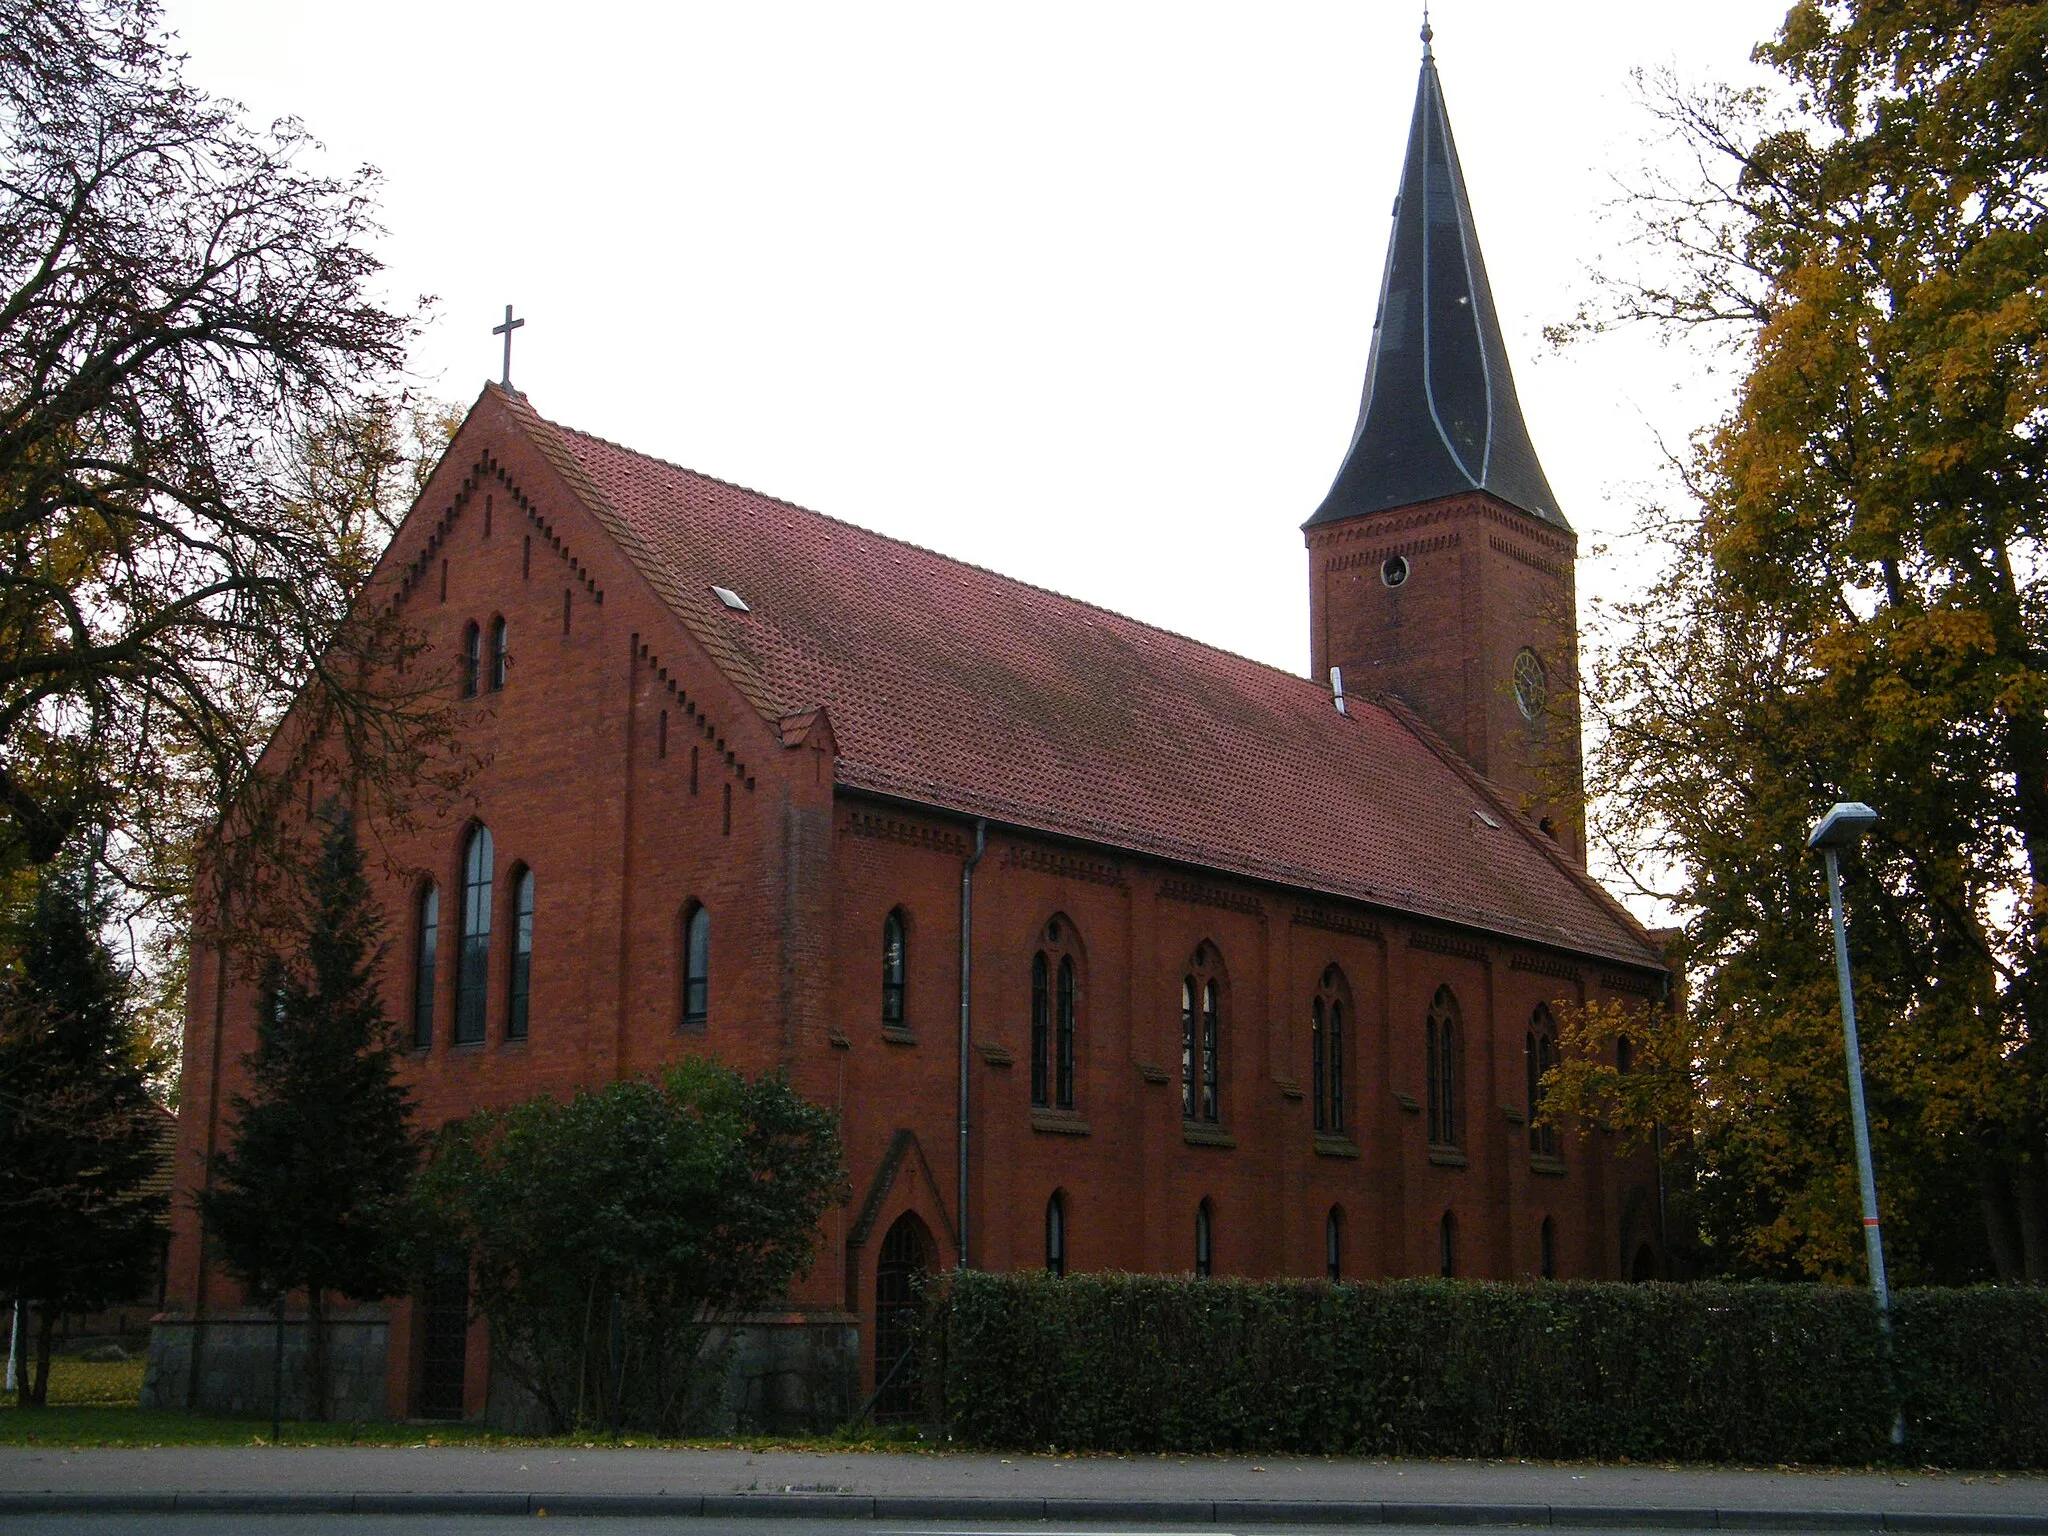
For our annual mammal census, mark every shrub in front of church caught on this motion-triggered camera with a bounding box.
[934,1271,2048,1466]
[412,1060,846,1434]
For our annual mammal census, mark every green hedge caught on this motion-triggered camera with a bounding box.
[931,1273,2048,1467]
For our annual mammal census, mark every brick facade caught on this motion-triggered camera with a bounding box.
[155,391,1668,1421]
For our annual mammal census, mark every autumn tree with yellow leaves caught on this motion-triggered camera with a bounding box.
[1551,0,2048,1282]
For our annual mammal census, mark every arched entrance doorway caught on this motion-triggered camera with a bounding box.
[872,1211,934,1421]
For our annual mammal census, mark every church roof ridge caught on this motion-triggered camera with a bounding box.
[535,409,1342,705]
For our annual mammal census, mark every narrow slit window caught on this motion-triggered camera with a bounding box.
[413,885,439,1049]
[1180,943,1224,1125]
[1195,1200,1213,1278]
[460,621,481,698]
[1326,1207,1343,1281]
[1045,1192,1066,1277]
[523,535,531,578]
[488,617,508,691]
[1055,954,1076,1110]
[722,782,731,835]
[562,587,571,634]
[1314,966,1349,1134]
[882,909,907,1028]
[682,904,709,1030]
[455,826,493,1044]
[1031,952,1050,1107]
[507,866,534,1041]
[1427,986,1462,1147]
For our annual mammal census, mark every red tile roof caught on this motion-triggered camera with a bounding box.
[508,392,1660,970]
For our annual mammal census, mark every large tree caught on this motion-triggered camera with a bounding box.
[0,0,458,919]
[0,854,166,1407]
[201,807,419,1417]
[1561,0,2048,1279]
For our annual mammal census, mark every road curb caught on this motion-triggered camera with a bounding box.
[0,1490,2044,1528]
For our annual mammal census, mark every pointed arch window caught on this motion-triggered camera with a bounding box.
[507,865,534,1041]
[681,902,709,1030]
[881,908,907,1028]
[1057,956,1076,1109]
[488,616,508,691]
[1045,1192,1067,1277]
[460,621,481,698]
[1426,985,1462,1147]
[1526,1005,1558,1157]
[1031,917,1081,1111]
[1194,1199,1214,1278]
[1312,966,1348,1134]
[1181,944,1222,1124]
[455,826,493,1044]
[412,884,438,1049]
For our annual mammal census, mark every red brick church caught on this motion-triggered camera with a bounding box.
[151,31,1670,1424]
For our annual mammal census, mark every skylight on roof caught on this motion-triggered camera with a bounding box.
[710,585,750,612]
[1473,809,1501,830]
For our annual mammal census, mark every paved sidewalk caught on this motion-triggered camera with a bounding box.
[1,1446,2044,1525]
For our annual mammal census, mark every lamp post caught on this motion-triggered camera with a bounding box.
[1808,801,1904,1446]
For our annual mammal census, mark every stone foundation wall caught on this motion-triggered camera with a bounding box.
[483,1312,860,1435]
[143,1310,389,1421]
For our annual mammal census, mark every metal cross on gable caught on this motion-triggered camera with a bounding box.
[492,304,525,388]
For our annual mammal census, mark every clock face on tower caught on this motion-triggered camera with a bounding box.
[1512,648,1547,720]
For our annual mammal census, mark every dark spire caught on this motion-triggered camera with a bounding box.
[1305,30,1567,531]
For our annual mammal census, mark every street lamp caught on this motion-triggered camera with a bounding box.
[1808,801,1903,1443]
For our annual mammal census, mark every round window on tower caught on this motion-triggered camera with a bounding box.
[1512,648,1547,720]
[1381,554,1410,588]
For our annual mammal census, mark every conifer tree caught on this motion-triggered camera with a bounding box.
[0,858,166,1407]
[203,807,419,1418]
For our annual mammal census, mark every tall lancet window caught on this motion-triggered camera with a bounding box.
[455,825,493,1044]
[1181,944,1223,1125]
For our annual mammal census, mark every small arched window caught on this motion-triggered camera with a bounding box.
[455,826,493,1044]
[1313,966,1348,1134]
[681,903,709,1030]
[1032,917,1081,1111]
[1526,1005,1558,1157]
[1326,1206,1343,1281]
[507,865,534,1041]
[1181,944,1222,1124]
[412,884,439,1049]
[1540,1215,1557,1280]
[1616,1034,1634,1075]
[1439,1210,1457,1278]
[1195,1199,1213,1278]
[881,909,907,1028]
[488,616,508,691]
[1045,1191,1067,1277]
[460,621,481,698]
[1426,985,1461,1147]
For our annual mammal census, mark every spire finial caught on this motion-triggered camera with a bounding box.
[1421,6,1433,59]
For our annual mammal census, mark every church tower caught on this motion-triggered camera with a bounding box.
[1305,24,1584,860]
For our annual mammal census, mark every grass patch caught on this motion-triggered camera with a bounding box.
[2,1355,146,1408]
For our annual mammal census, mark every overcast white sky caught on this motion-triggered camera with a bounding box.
[162,0,1785,678]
